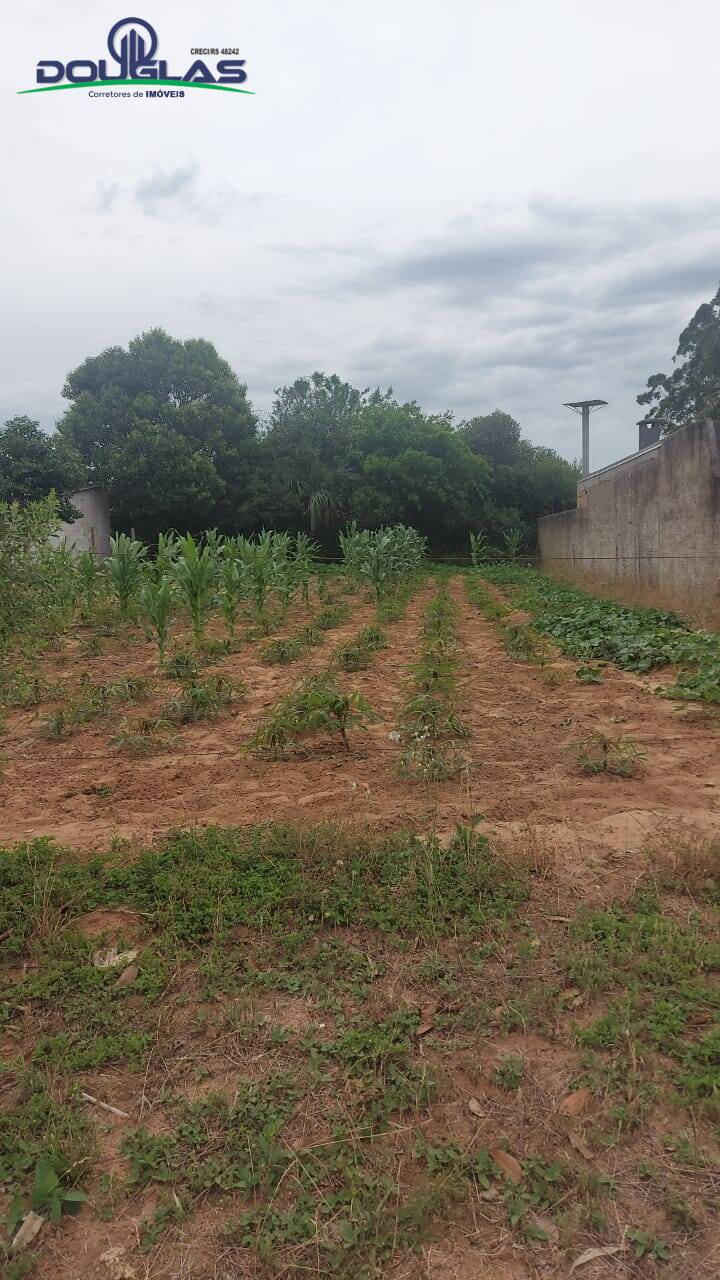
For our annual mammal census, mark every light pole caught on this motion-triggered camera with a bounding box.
[564,399,608,478]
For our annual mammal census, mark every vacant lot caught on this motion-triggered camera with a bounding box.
[2,566,719,1279]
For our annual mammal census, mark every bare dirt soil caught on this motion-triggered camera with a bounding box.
[1,578,718,886]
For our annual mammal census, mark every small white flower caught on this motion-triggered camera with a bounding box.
[388,730,401,741]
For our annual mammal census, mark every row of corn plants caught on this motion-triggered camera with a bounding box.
[105,530,321,660]
[464,571,550,665]
[395,578,469,781]
[260,599,351,666]
[340,523,426,607]
[246,572,427,757]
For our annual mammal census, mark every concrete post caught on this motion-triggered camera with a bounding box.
[581,404,590,478]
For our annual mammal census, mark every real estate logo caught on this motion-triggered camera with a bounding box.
[18,16,253,96]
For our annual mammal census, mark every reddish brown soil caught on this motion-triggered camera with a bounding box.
[1,578,718,892]
[4,577,720,1280]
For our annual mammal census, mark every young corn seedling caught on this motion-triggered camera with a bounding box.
[140,574,174,665]
[219,549,242,639]
[112,716,178,757]
[107,533,147,618]
[335,625,388,671]
[248,674,377,757]
[468,530,490,568]
[163,675,245,724]
[170,534,219,649]
[502,527,524,560]
[293,532,320,608]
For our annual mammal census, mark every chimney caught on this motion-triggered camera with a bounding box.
[637,417,663,451]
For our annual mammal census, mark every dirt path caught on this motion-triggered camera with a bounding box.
[448,575,720,894]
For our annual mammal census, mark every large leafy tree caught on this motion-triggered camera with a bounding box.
[638,284,720,428]
[58,328,256,537]
[0,416,84,520]
[461,410,577,544]
[346,400,490,546]
[259,373,389,536]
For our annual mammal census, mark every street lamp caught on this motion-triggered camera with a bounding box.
[564,399,608,478]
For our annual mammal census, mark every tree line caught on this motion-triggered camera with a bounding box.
[1,327,581,551]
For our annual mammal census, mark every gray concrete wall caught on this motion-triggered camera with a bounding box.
[537,420,720,618]
[51,487,112,557]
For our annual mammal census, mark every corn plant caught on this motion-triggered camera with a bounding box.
[339,523,426,604]
[170,534,219,649]
[335,625,388,672]
[163,674,245,724]
[235,533,277,624]
[271,532,299,618]
[502,527,524,560]
[469,531,489,568]
[219,547,242,638]
[152,532,179,580]
[76,551,105,616]
[248,674,377,757]
[294,532,320,607]
[107,533,147,618]
[140,574,174,664]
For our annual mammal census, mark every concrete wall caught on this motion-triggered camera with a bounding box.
[537,420,720,617]
[51,487,112,557]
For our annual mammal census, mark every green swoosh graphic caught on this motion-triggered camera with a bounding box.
[18,78,254,95]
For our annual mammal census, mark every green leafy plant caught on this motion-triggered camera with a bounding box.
[107,533,147,618]
[340,523,426,604]
[163,675,244,724]
[219,548,242,638]
[469,530,489,567]
[140,574,174,664]
[170,534,218,649]
[494,1055,525,1092]
[502,527,524,560]
[249,674,377,757]
[627,1228,671,1261]
[162,648,201,680]
[7,1159,86,1238]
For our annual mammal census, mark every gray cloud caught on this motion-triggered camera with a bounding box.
[134,162,201,217]
[95,181,120,213]
[5,0,720,475]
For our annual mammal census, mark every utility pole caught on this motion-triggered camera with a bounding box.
[563,400,608,477]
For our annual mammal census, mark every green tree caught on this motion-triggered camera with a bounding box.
[460,410,577,546]
[346,399,490,547]
[57,328,256,537]
[638,283,720,428]
[0,417,84,519]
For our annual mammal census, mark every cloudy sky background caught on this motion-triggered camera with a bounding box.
[2,0,719,469]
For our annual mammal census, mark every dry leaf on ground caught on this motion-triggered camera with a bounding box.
[559,1087,591,1116]
[489,1148,522,1183]
[570,1244,623,1273]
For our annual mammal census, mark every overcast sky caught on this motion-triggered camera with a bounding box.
[3,1,719,469]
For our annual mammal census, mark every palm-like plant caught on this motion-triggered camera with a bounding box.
[294,480,342,535]
[170,534,218,648]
